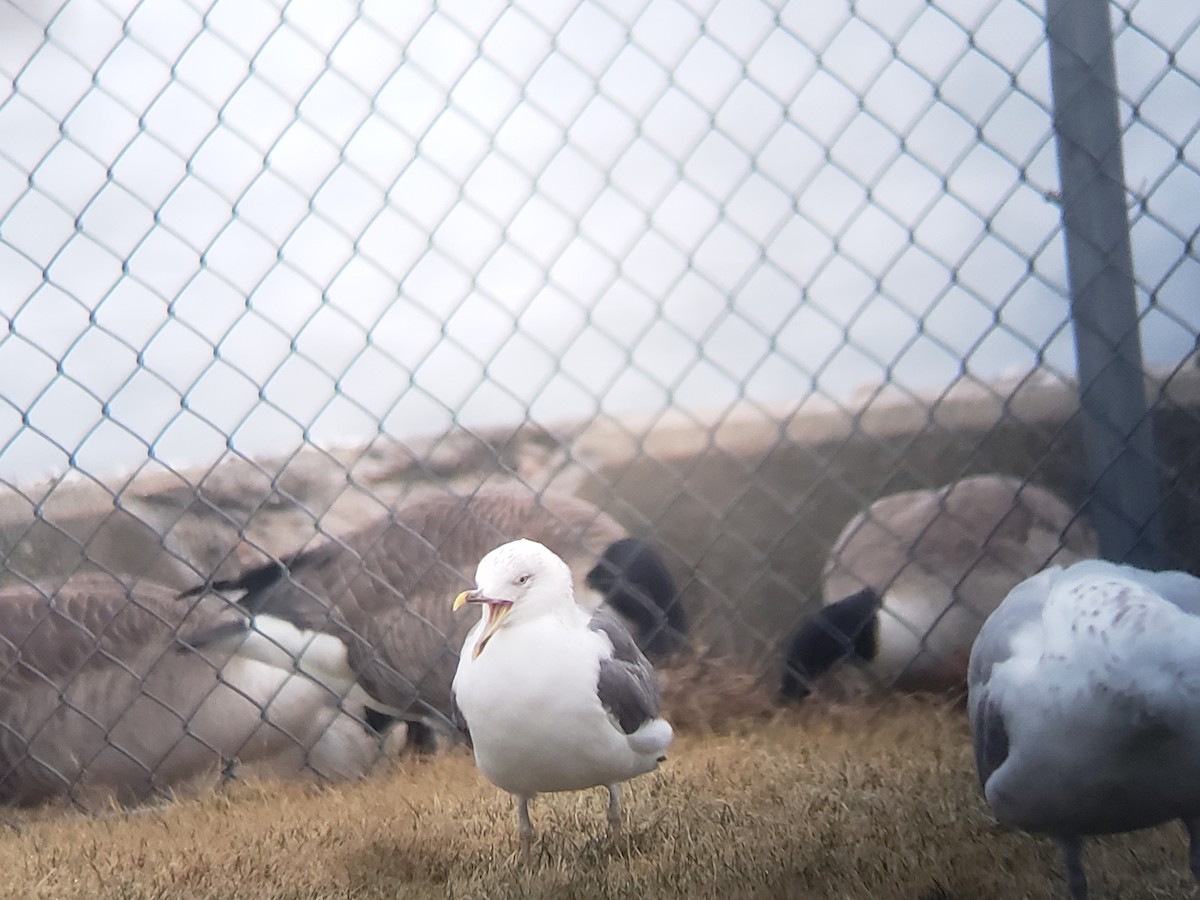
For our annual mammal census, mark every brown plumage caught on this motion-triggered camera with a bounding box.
[0,573,384,807]
[657,650,778,733]
[198,485,672,729]
[823,474,1097,610]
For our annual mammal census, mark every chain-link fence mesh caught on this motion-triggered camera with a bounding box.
[0,0,1198,804]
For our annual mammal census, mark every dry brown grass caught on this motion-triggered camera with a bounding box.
[0,699,1194,900]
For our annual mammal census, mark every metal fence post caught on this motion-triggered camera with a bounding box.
[1045,0,1168,568]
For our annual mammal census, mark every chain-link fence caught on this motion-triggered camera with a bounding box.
[0,0,1197,805]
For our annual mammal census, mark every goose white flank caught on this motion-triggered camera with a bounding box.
[968,558,1200,899]
[451,539,673,855]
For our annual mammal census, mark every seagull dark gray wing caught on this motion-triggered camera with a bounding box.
[589,607,662,734]
[966,567,1051,791]
[970,686,1010,789]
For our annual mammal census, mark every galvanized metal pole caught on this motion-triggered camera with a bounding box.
[1045,0,1167,567]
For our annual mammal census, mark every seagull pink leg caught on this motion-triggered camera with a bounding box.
[1186,818,1200,885]
[607,784,621,838]
[1060,836,1088,900]
[517,795,534,859]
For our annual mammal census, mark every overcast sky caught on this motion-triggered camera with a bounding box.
[0,0,1196,484]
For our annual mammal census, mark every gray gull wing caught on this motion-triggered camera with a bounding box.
[589,606,662,734]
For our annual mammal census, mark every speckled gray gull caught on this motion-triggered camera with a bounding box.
[968,558,1200,899]
[0,573,385,807]
[188,485,686,744]
[782,475,1097,700]
[451,539,672,856]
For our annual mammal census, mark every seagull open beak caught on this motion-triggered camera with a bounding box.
[453,589,513,658]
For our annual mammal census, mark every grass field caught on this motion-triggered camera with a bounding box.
[0,698,1193,899]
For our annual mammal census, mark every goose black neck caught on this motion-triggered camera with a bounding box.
[780,587,881,701]
[586,538,687,660]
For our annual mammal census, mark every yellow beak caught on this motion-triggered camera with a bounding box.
[453,589,513,658]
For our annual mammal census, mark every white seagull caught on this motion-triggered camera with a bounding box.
[451,539,673,855]
[968,558,1200,899]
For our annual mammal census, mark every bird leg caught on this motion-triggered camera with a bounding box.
[606,783,621,839]
[1059,835,1088,900]
[1185,817,1200,885]
[517,795,534,859]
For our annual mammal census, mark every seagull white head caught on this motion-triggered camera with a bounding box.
[453,538,575,658]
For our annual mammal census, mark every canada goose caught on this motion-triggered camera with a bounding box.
[0,573,386,808]
[968,559,1200,899]
[781,475,1096,699]
[190,485,684,736]
[451,539,672,855]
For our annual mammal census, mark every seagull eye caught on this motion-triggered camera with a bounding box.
[515,574,531,586]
